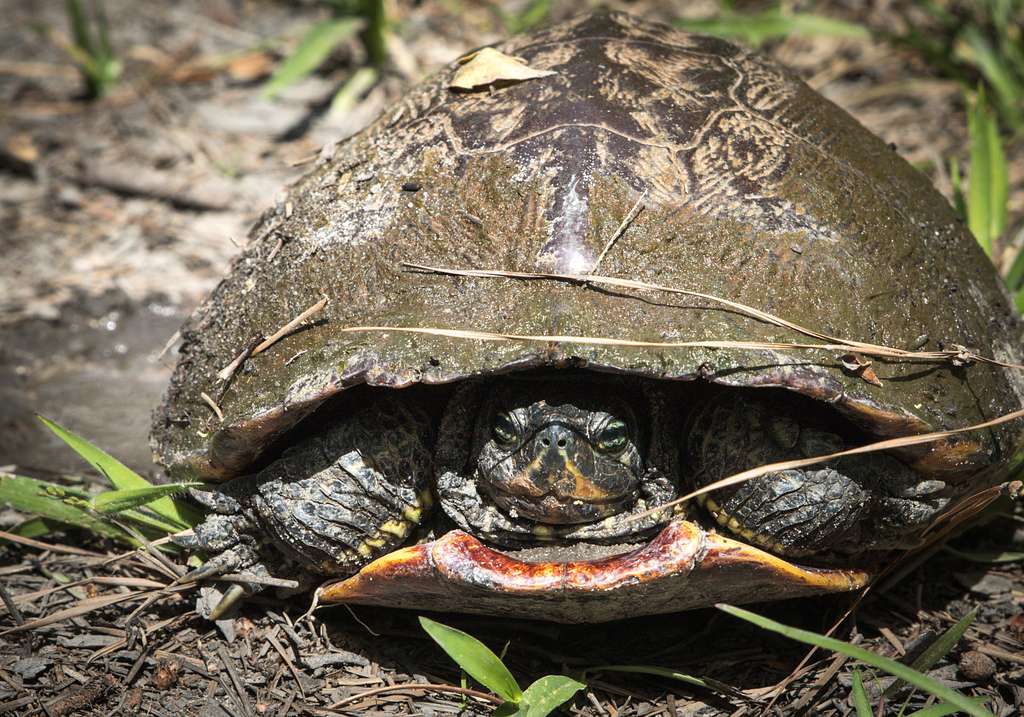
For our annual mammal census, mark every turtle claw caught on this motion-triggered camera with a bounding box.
[209,584,249,621]
[187,486,244,514]
[180,542,262,584]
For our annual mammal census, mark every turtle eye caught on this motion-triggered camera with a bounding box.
[595,419,629,454]
[493,412,519,445]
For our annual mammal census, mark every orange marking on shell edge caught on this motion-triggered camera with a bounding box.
[702,532,870,590]
[319,520,871,605]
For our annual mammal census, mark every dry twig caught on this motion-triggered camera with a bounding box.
[593,189,648,271]
[253,295,329,355]
[400,264,1024,370]
[327,683,502,709]
[627,406,1024,524]
[200,391,225,421]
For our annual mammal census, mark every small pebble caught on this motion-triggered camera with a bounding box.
[958,650,995,683]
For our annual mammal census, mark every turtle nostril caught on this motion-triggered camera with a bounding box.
[537,426,573,453]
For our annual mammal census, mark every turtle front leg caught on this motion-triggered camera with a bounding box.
[177,394,434,599]
[686,392,949,556]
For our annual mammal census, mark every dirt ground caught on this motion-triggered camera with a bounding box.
[1,1,1023,715]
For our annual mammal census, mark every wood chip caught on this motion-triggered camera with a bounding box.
[0,529,104,557]
[0,592,147,636]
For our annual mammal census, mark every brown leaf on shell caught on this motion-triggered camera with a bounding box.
[840,352,883,387]
[449,47,556,91]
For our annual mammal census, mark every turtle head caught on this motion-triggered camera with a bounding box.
[475,386,645,524]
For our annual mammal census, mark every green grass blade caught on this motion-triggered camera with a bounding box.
[786,13,871,40]
[982,107,1008,243]
[356,0,387,68]
[676,9,868,46]
[65,0,94,57]
[328,66,378,116]
[958,26,1024,129]
[906,698,992,717]
[0,473,135,544]
[108,507,185,537]
[12,516,62,539]
[1006,242,1024,289]
[896,608,976,692]
[503,0,552,34]
[419,616,523,703]
[37,416,201,529]
[62,0,119,97]
[93,0,113,59]
[262,17,362,99]
[966,89,1008,255]
[949,157,965,219]
[717,605,994,717]
[586,665,746,701]
[851,669,872,717]
[90,483,200,515]
[520,675,585,717]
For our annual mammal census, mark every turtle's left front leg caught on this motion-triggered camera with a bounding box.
[177,394,435,609]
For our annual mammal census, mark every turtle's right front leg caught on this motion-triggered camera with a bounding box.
[177,394,435,593]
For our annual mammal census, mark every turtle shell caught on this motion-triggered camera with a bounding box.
[152,12,1023,502]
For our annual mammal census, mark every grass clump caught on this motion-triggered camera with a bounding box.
[675,0,868,47]
[720,604,994,717]
[0,417,200,549]
[420,616,584,716]
[952,88,1023,312]
[262,0,387,110]
[60,0,122,99]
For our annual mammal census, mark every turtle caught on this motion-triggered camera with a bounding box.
[152,11,1024,623]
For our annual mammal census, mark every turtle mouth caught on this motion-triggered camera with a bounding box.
[482,450,639,524]
[486,483,632,524]
[319,518,871,622]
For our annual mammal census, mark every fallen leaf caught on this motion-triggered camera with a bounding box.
[840,352,883,387]
[170,60,218,84]
[227,51,275,82]
[450,47,556,90]
[6,133,38,164]
[859,365,882,387]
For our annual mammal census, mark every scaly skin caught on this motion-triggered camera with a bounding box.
[178,395,434,587]
[687,391,949,556]
[179,379,939,602]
